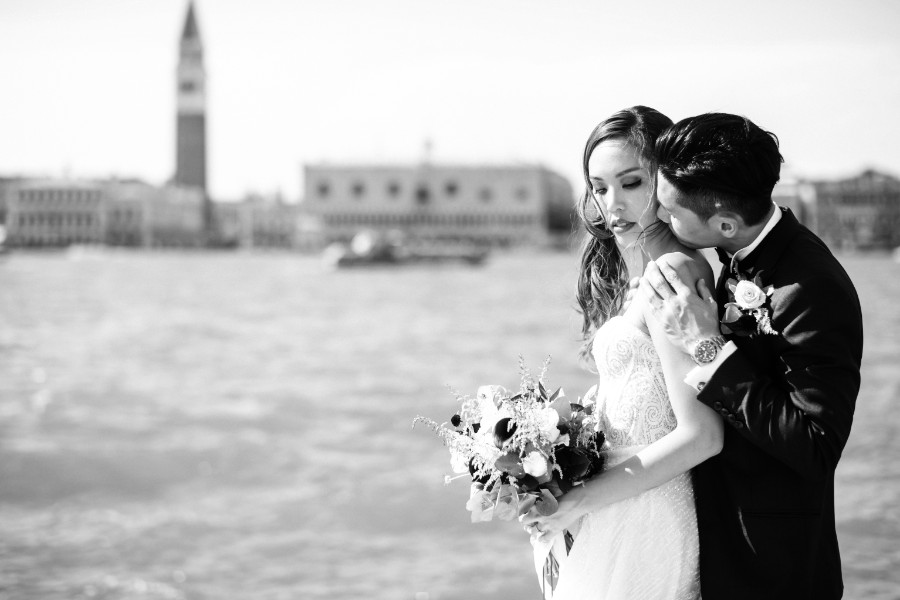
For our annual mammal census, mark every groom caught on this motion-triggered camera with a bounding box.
[640,113,863,600]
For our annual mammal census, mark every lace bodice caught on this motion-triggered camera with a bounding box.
[591,315,677,449]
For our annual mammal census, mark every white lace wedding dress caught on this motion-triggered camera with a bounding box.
[550,314,701,600]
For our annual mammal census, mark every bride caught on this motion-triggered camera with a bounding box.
[522,106,724,600]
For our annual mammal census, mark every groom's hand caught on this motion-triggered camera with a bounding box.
[639,260,720,355]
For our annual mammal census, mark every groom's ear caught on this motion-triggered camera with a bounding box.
[709,213,740,239]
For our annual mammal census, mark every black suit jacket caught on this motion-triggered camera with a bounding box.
[693,208,863,600]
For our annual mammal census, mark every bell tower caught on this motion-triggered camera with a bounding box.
[175,1,207,196]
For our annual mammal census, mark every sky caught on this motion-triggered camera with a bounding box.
[1,0,899,202]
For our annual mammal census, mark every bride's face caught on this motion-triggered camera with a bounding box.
[587,140,659,248]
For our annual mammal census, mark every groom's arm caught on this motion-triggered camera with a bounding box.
[696,267,861,479]
[641,259,862,480]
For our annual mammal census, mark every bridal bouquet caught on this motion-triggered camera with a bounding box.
[413,357,606,524]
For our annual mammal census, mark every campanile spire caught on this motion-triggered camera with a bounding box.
[175,1,207,195]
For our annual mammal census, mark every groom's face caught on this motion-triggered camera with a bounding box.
[656,174,720,249]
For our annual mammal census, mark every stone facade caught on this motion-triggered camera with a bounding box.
[3,178,204,248]
[105,180,205,247]
[5,180,106,247]
[215,196,299,249]
[809,169,900,251]
[772,177,816,230]
[299,163,574,248]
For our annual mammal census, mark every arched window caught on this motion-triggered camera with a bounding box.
[416,185,430,205]
[516,187,529,202]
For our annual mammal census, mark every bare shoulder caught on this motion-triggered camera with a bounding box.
[656,249,715,287]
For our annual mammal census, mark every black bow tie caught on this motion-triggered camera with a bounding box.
[714,247,731,268]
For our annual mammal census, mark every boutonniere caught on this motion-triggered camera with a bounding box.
[721,272,779,336]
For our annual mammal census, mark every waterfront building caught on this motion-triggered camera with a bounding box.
[214,194,299,249]
[299,163,574,248]
[240,195,299,249]
[810,169,900,250]
[5,180,106,247]
[772,177,816,230]
[103,181,146,246]
[0,177,17,225]
[104,180,205,247]
[212,203,242,248]
[3,178,204,248]
[175,1,211,231]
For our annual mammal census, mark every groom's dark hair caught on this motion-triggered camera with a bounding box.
[655,113,783,226]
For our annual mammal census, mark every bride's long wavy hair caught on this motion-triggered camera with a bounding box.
[576,106,673,364]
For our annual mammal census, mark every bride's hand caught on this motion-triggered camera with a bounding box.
[519,485,588,542]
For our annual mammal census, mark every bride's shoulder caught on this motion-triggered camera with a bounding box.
[655,246,714,285]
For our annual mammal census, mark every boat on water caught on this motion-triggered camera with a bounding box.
[322,230,488,269]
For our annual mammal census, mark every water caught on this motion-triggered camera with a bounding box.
[0,250,897,600]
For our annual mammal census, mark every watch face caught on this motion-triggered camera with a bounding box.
[694,340,717,363]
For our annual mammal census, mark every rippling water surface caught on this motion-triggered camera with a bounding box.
[0,250,897,599]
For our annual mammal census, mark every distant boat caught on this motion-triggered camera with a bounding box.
[322,230,488,269]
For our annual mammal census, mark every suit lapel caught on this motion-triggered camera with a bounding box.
[715,263,730,320]
[713,246,734,320]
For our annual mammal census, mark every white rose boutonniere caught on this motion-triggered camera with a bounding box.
[721,272,778,336]
[733,280,768,309]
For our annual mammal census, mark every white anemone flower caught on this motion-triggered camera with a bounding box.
[539,407,561,443]
[476,384,510,437]
[450,449,469,474]
[522,450,549,478]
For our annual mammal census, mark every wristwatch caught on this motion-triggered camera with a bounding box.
[691,336,727,365]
